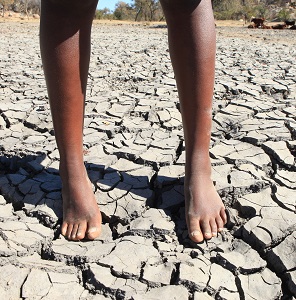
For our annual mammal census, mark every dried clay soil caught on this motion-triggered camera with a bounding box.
[0,21,295,299]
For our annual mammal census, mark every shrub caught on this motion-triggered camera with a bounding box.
[95,8,114,20]
[278,8,291,21]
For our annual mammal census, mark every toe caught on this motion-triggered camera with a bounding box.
[61,222,68,237]
[189,220,204,243]
[210,219,217,237]
[216,215,225,232]
[71,224,79,241]
[86,212,102,240]
[200,219,212,240]
[76,222,87,240]
[86,226,101,240]
[66,224,73,240]
[220,208,227,226]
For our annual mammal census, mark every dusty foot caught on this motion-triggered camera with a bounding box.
[59,164,101,241]
[185,171,227,243]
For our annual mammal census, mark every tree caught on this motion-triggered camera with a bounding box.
[278,8,291,20]
[134,0,163,21]
[10,0,40,16]
[26,0,41,15]
[95,7,113,19]
[0,0,14,17]
[212,0,293,20]
[114,1,134,20]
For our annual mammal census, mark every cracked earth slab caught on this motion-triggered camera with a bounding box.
[0,22,295,299]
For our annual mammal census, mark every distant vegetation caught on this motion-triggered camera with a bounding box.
[1,0,295,21]
[212,0,296,21]
[96,0,164,22]
[0,0,40,17]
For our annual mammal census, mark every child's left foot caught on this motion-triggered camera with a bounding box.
[185,166,227,243]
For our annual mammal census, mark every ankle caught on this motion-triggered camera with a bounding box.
[185,153,212,175]
[59,160,87,178]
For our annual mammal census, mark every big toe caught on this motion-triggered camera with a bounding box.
[189,221,204,243]
[86,225,101,240]
[86,216,102,240]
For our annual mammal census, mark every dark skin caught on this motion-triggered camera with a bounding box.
[40,0,101,240]
[40,0,227,242]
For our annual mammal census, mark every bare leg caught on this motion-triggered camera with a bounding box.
[40,0,101,241]
[160,0,227,242]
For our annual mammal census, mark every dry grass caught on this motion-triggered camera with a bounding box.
[0,11,288,30]
[0,16,247,27]
[215,20,247,27]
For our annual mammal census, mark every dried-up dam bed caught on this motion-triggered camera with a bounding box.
[0,22,295,299]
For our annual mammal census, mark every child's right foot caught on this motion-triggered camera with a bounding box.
[185,173,227,243]
[184,156,227,243]
[59,163,101,241]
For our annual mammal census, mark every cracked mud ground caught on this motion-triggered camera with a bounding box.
[0,22,295,299]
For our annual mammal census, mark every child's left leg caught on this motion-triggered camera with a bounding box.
[159,0,227,242]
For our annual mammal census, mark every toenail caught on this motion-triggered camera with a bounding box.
[218,227,224,232]
[212,232,217,236]
[191,230,201,237]
[204,232,211,236]
[88,227,98,233]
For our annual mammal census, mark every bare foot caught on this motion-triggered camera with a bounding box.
[185,168,227,243]
[59,163,101,241]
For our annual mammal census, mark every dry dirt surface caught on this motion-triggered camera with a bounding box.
[0,21,296,300]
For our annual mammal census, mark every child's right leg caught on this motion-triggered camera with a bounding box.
[40,0,101,241]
